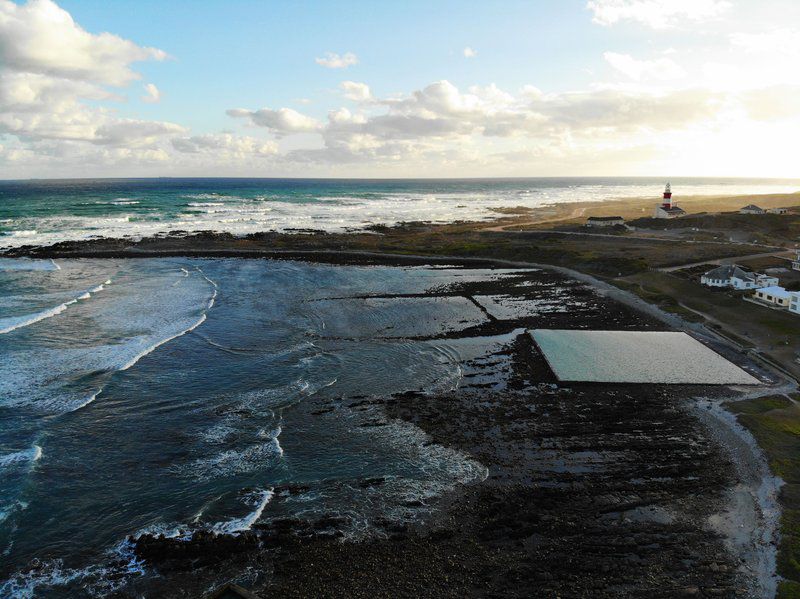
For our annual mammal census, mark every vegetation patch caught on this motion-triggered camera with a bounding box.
[724,395,800,596]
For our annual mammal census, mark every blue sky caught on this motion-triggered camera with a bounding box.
[58,1,608,128]
[2,0,800,177]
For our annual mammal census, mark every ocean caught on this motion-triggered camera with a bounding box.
[1,177,799,250]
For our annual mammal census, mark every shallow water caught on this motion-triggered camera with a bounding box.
[0,258,525,597]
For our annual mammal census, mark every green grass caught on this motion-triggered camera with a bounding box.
[778,579,800,599]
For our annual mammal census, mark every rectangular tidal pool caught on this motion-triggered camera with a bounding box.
[530,329,760,385]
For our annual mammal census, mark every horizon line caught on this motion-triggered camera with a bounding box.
[3,175,800,183]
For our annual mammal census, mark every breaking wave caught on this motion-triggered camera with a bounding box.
[0,281,110,334]
[0,446,42,470]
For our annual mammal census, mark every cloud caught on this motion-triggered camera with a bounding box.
[171,133,278,156]
[587,0,730,29]
[226,107,321,135]
[92,119,185,146]
[340,81,372,102]
[142,83,161,103]
[247,78,727,169]
[463,47,477,58]
[730,29,800,57]
[603,52,685,81]
[0,0,184,151]
[741,85,800,121]
[0,0,167,86]
[315,52,358,69]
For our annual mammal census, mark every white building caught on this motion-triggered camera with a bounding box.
[700,264,778,289]
[653,183,686,219]
[754,286,793,307]
[732,271,779,290]
[769,207,788,214]
[790,292,800,314]
[586,216,625,228]
[700,264,779,289]
[740,204,765,215]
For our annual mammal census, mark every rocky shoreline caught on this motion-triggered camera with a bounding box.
[90,259,781,599]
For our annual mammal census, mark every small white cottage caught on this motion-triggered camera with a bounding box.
[754,286,793,307]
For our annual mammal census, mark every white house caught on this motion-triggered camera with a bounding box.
[790,292,800,315]
[770,207,788,214]
[586,216,625,227]
[740,204,765,215]
[754,286,793,307]
[700,264,778,289]
[701,265,737,287]
[732,270,779,290]
[653,183,686,219]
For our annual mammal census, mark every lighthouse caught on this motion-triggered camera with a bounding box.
[653,182,686,218]
[662,182,672,209]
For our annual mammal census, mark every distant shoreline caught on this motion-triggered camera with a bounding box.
[4,189,799,258]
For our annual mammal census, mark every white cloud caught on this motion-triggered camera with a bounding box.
[604,52,685,81]
[587,0,730,29]
[730,29,800,57]
[315,52,358,69]
[340,81,372,102]
[463,47,477,58]
[237,79,727,169]
[93,119,185,146]
[226,107,321,135]
[142,83,161,103]
[0,0,184,152]
[171,133,278,157]
[0,0,167,86]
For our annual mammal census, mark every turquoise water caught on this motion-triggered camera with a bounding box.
[1,177,798,249]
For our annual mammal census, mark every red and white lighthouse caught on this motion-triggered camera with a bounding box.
[662,182,673,209]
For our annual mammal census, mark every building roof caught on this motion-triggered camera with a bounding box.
[659,206,686,214]
[731,268,761,283]
[741,204,763,211]
[702,264,774,283]
[758,286,793,299]
[704,264,744,280]
[587,216,624,221]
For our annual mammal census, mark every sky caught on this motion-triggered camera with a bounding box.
[1,0,800,179]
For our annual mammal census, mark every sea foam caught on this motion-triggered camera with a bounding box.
[0,446,42,469]
[0,280,110,334]
[211,489,274,534]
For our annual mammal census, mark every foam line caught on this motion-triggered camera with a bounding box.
[118,313,207,371]
[0,301,74,334]
[71,390,102,412]
[211,489,274,534]
[0,280,111,334]
[0,445,42,469]
[195,267,218,309]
